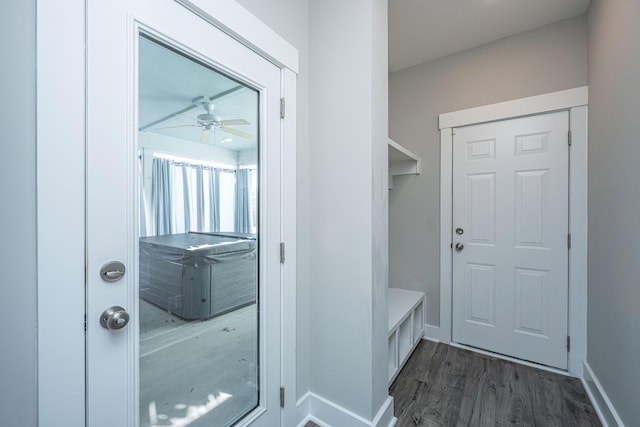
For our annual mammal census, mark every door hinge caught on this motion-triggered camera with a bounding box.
[280,242,285,264]
[567,233,572,249]
[568,130,572,146]
[280,97,285,119]
[567,336,571,352]
[84,315,87,332]
[280,386,285,408]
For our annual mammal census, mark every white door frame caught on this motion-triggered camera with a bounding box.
[438,86,588,376]
[36,1,298,425]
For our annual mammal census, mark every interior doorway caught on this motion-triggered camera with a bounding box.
[438,87,588,376]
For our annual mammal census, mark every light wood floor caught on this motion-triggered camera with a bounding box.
[139,300,258,427]
[390,340,601,427]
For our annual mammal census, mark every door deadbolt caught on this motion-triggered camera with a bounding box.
[100,306,130,330]
[100,261,126,282]
[455,227,464,235]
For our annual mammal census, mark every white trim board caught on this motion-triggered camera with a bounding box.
[296,392,396,427]
[281,67,298,427]
[438,86,588,377]
[36,0,86,424]
[439,86,587,129]
[582,362,626,427]
[175,0,298,73]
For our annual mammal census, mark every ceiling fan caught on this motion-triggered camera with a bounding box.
[154,96,253,143]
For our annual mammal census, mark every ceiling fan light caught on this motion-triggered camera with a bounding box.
[197,113,216,121]
[223,137,233,143]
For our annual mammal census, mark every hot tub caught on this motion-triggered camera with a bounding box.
[139,232,257,320]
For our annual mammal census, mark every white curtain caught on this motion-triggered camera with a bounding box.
[150,157,224,236]
[151,157,173,235]
[208,168,220,232]
[235,168,252,233]
[139,157,148,237]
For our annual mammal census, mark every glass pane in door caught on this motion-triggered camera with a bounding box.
[137,35,259,427]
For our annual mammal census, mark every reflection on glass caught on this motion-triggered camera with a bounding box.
[137,35,259,427]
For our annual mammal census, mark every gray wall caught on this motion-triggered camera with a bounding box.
[587,0,640,424]
[0,2,38,426]
[308,0,389,418]
[388,16,588,326]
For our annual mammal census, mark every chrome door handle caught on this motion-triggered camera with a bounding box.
[100,306,130,330]
[455,242,464,252]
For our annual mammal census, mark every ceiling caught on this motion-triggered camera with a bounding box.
[389,0,591,73]
[140,1,592,141]
[139,36,258,152]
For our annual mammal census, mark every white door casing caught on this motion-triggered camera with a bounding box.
[86,1,284,426]
[451,111,569,369]
[439,87,588,376]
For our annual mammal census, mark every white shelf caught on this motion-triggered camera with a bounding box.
[387,287,425,385]
[388,138,420,189]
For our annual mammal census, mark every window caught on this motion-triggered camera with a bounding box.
[145,154,257,237]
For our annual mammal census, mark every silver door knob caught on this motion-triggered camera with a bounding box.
[455,242,464,252]
[100,306,130,330]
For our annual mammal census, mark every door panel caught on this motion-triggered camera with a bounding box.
[467,263,495,326]
[467,173,495,245]
[452,111,569,369]
[515,170,548,247]
[87,1,281,426]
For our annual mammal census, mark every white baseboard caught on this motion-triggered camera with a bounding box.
[296,392,396,427]
[296,392,312,426]
[424,324,440,342]
[582,361,626,427]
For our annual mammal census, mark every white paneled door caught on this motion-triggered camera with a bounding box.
[452,111,569,369]
[86,1,282,426]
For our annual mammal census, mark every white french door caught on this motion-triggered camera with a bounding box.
[451,111,569,369]
[86,1,282,426]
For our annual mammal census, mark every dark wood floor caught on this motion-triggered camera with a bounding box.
[390,340,601,427]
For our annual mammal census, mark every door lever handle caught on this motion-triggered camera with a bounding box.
[455,242,464,252]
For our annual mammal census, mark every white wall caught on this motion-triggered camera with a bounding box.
[0,2,38,426]
[388,16,588,327]
[139,132,240,165]
[371,0,391,415]
[235,0,312,402]
[308,0,389,420]
[587,0,640,424]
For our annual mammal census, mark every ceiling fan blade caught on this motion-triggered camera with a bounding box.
[222,127,252,139]
[218,119,250,126]
[200,128,212,143]
[151,124,199,131]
